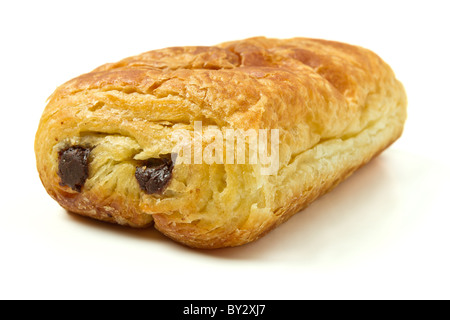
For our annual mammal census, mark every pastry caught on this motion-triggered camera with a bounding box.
[35,37,407,248]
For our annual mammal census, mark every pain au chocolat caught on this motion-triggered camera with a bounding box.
[35,37,407,248]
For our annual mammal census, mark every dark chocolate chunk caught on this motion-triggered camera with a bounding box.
[135,155,175,194]
[58,146,91,192]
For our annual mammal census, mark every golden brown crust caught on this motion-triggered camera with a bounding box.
[35,37,407,248]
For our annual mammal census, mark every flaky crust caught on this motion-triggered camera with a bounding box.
[35,37,407,248]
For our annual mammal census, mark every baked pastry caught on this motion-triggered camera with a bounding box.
[35,37,407,248]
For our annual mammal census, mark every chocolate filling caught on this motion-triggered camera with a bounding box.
[58,146,91,192]
[135,155,175,194]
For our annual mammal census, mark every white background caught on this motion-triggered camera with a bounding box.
[1,0,449,300]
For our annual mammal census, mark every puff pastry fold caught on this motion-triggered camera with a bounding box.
[35,37,407,248]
